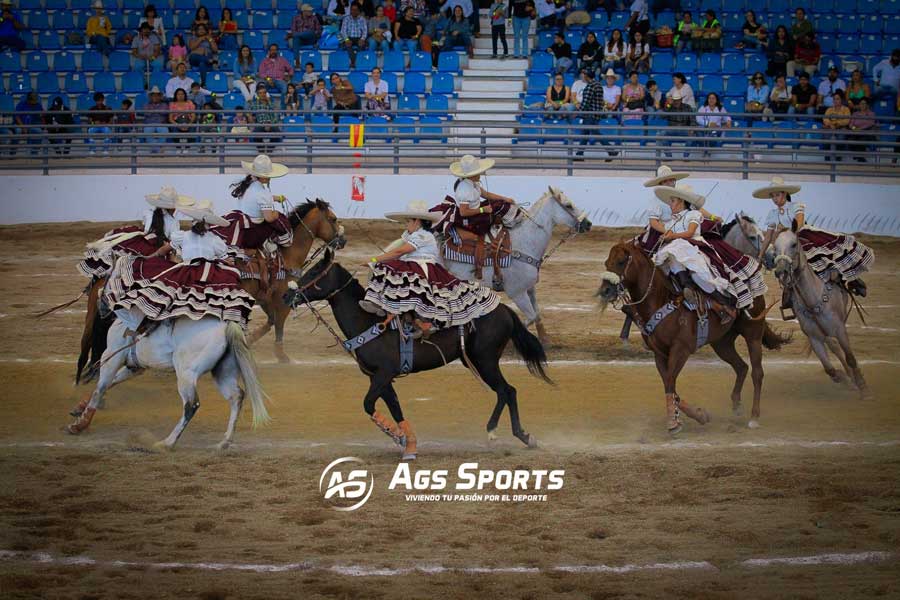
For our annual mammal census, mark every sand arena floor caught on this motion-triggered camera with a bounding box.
[0,220,898,599]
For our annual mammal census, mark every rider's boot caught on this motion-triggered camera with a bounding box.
[411,319,433,340]
[359,299,387,317]
[675,271,699,305]
[710,291,737,325]
[847,278,867,297]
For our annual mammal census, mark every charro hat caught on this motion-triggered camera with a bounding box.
[148,85,162,95]
[670,88,684,100]
[177,199,229,227]
[449,154,495,178]
[603,68,619,80]
[300,3,313,10]
[752,176,801,199]
[643,165,689,188]
[654,182,706,209]
[145,186,192,209]
[384,200,441,223]
[92,0,103,8]
[241,154,289,178]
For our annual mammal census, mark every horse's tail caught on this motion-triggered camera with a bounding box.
[225,322,271,428]
[507,307,553,385]
[75,280,107,385]
[762,323,792,351]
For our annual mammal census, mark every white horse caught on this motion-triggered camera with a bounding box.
[723,212,766,258]
[66,317,270,449]
[442,187,592,343]
[773,228,870,397]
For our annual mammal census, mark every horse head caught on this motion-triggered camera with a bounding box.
[546,186,592,233]
[289,199,347,250]
[284,247,341,306]
[737,213,764,256]
[773,226,803,285]
[595,240,644,309]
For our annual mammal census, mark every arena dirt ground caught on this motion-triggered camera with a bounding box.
[0,220,899,599]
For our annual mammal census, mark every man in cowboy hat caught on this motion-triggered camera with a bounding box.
[142,86,169,152]
[0,0,26,52]
[287,2,322,61]
[601,68,621,112]
[85,0,113,56]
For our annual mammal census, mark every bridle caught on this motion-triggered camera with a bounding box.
[287,208,346,278]
[601,246,656,309]
[735,214,762,256]
[541,188,590,263]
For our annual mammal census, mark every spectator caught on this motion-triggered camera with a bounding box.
[625,0,650,44]
[189,81,209,108]
[140,4,166,45]
[872,49,900,101]
[309,78,332,112]
[490,0,508,59]
[696,9,721,54]
[131,23,163,72]
[823,89,850,161]
[401,0,427,20]
[198,100,221,152]
[168,34,188,71]
[791,7,813,43]
[0,0,25,52]
[849,97,876,162]
[445,0,478,37]
[534,0,556,30]
[87,92,113,154]
[735,10,766,51]
[299,61,318,95]
[666,72,696,109]
[188,23,218,86]
[788,33,820,78]
[817,65,847,114]
[363,67,391,118]
[422,10,449,66]
[846,69,872,111]
[85,0,113,57]
[168,88,196,154]
[330,72,360,123]
[289,3,322,58]
[191,5,212,35]
[574,69,617,161]
[625,30,650,74]
[674,11,696,54]
[547,32,572,74]
[602,29,625,73]
[368,5,391,52]
[601,68,621,113]
[359,0,376,18]
[14,92,43,155]
[621,70,646,119]
[231,106,250,142]
[341,3,368,67]
[645,78,661,112]
[745,72,769,118]
[326,0,348,26]
[141,86,169,152]
[662,87,694,158]
[649,0,679,20]
[508,0,533,59]
[766,25,792,78]
[113,98,136,147]
[443,5,474,58]
[259,44,294,95]
[218,8,240,51]
[578,31,601,76]
[247,83,281,153]
[695,91,730,154]
[768,74,791,117]
[571,68,588,110]
[543,72,575,120]
[44,96,74,155]
[233,44,258,101]
[394,7,422,53]
[789,71,817,115]
[383,0,398,22]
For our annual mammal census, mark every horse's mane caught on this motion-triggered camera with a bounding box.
[720,214,756,238]
[288,198,331,228]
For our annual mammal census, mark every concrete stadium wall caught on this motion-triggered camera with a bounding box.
[1,174,897,236]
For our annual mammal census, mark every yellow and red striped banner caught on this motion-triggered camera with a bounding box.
[349,124,365,148]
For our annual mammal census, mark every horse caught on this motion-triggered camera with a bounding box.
[721,213,765,258]
[66,317,270,450]
[73,199,346,383]
[773,226,870,398]
[596,240,791,433]
[283,249,553,460]
[441,186,592,344]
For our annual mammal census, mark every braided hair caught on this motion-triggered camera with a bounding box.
[230,174,255,199]
[148,207,169,247]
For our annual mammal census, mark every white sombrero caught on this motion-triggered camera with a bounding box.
[384,200,441,223]
[145,186,192,210]
[450,154,495,178]
[602,68,619,80]
[241,154,289,179]
[643,165,690,188]
[752,176,801,199]
[669,88,684,101]
[654,182,706,209]
[177,199,229,227]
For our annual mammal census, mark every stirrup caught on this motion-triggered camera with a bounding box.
[780,305,796,321]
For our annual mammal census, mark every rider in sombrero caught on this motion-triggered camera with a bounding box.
[77,186,186,280]
[754,176,874,310]
[432,154,521,237]
[359,201,500,339]
[213,154,293,251]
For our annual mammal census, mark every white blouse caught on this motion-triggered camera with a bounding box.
[401,229,441,262]
[663,209,703,238]
[454,178,483,209]
[648,199,672,223]
[237,180,277,220]
[142,208,180,240]
[764,202,806,229]
[174,230,229,262]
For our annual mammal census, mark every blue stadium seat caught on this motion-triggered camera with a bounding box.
[722,53,744,75]
[817,14,838,34]
[224,0,246,12]
[253,11,274,29]
[536,31,554,50]
[521,95,544,117]
[252,0,274,8]
[590,13,607,31]
[409,51,432,72]
[355,50,377,72]
[882,0,900,11]
[397,93,421,114]
[392,116,417,143]
[173,0,197,10]
[205,71,230,93]
[149,72,169,93]
[698,53,720,74]
[873,98,894,116]
[654,73,673,91]
[437,52,460,73]
[52,51,77,72]
[92,72,117,94]
[105,92,129,110]
[859,35,881,55]
[233,11,251,29]
[243,31,265,50]
[609,12,628,29]
[108,51,132,72]
[723,97,741,113]
[403,72,426,94]
[122,0,144,10]
[431,72,454,95]
[25,51,49,72]
[8,74,33,94]
[419,116,447,142]
[675,52,697,73]
[37,31,60,50]
[276,0,296,11]
[28,12,50,29]
[843,14,861,35]
[299,50,323,71]
[565,30,584,48]
[818,34,836,54]
[835,36,859,55]
[0,51,22,72]
[327,50,351,72]
[64,72,90,95]
[347,70,367,93]
[381,50,404,73]
[526,73,550,94]
[365,115,391,142]
[886,16,900,35]
[859,15,882,35]
[722,0,742,13]
[0,94,14,115]
[883,34,900,53]
[645,117,667,141]
[857,0,880,12]
[78,51,102,73]
[425,94,449,117]
[75,93,95,110]
[719,12,741,32]
[767,0,789,12]
[381,71,397,93]
[120,71,146,93]
[283,116,305,135]
[841,55,866,73]
[221,92,243,110]
[699,74,724,94]
[530,52,553,72]
[37,72,60,94]
[652,53,674,73]
[746,53,766,74]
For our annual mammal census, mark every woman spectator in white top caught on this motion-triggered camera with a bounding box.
[602,29,626,73]
[695,91,731,155]
[364,67,390,118]
[625,30,650,74]
[666,72,696,109]
[140,4,166,45]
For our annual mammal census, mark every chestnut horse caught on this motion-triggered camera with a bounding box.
[596,240,790,434]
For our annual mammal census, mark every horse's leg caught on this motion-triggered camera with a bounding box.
[711,331,748,416]
[471,344,535,447]
[525,287,549,346]
[366,373,405,448]
[382,383,416,460]
[507,290,541,342]
[808,333,844,384]
[823,337,853,385]
[66,347,127,434]
[212,350,244,450]
[69,365,142,417]
[745,333,765,429]
[156,371,201,450]
[833,324,870,398]
[664,346,692,435]
[272,289,291,364]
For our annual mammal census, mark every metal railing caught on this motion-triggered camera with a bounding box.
[3,108,900,179]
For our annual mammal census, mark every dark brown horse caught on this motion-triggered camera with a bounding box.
[74,200,345,384]
[596,240,790,434]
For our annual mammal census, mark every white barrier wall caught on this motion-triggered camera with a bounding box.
[1,174,898,236]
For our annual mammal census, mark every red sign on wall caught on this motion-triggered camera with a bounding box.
[351,175,366,201]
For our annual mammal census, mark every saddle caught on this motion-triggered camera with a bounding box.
[443,227,512,291]
[235,248,285,293]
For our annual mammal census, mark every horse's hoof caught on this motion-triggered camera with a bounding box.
[153,440,174,451]
[860,388,874,401]
[526,434,539,449]
[69,408,84,418]
[668,424,683,436]
[401,453,417,461]
[397,435,408,449]
[487,429,498,442]
[65,424,82,435]
[748,419,760,429]
[217,440,232,451]
[697,408,711,425]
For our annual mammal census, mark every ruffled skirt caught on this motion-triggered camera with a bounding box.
[655,238,748,306]
[363,259,499,328]
[698,237,768,308]
[799,227,874,282]
[211,210,293,249]
[76,226,165,279]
